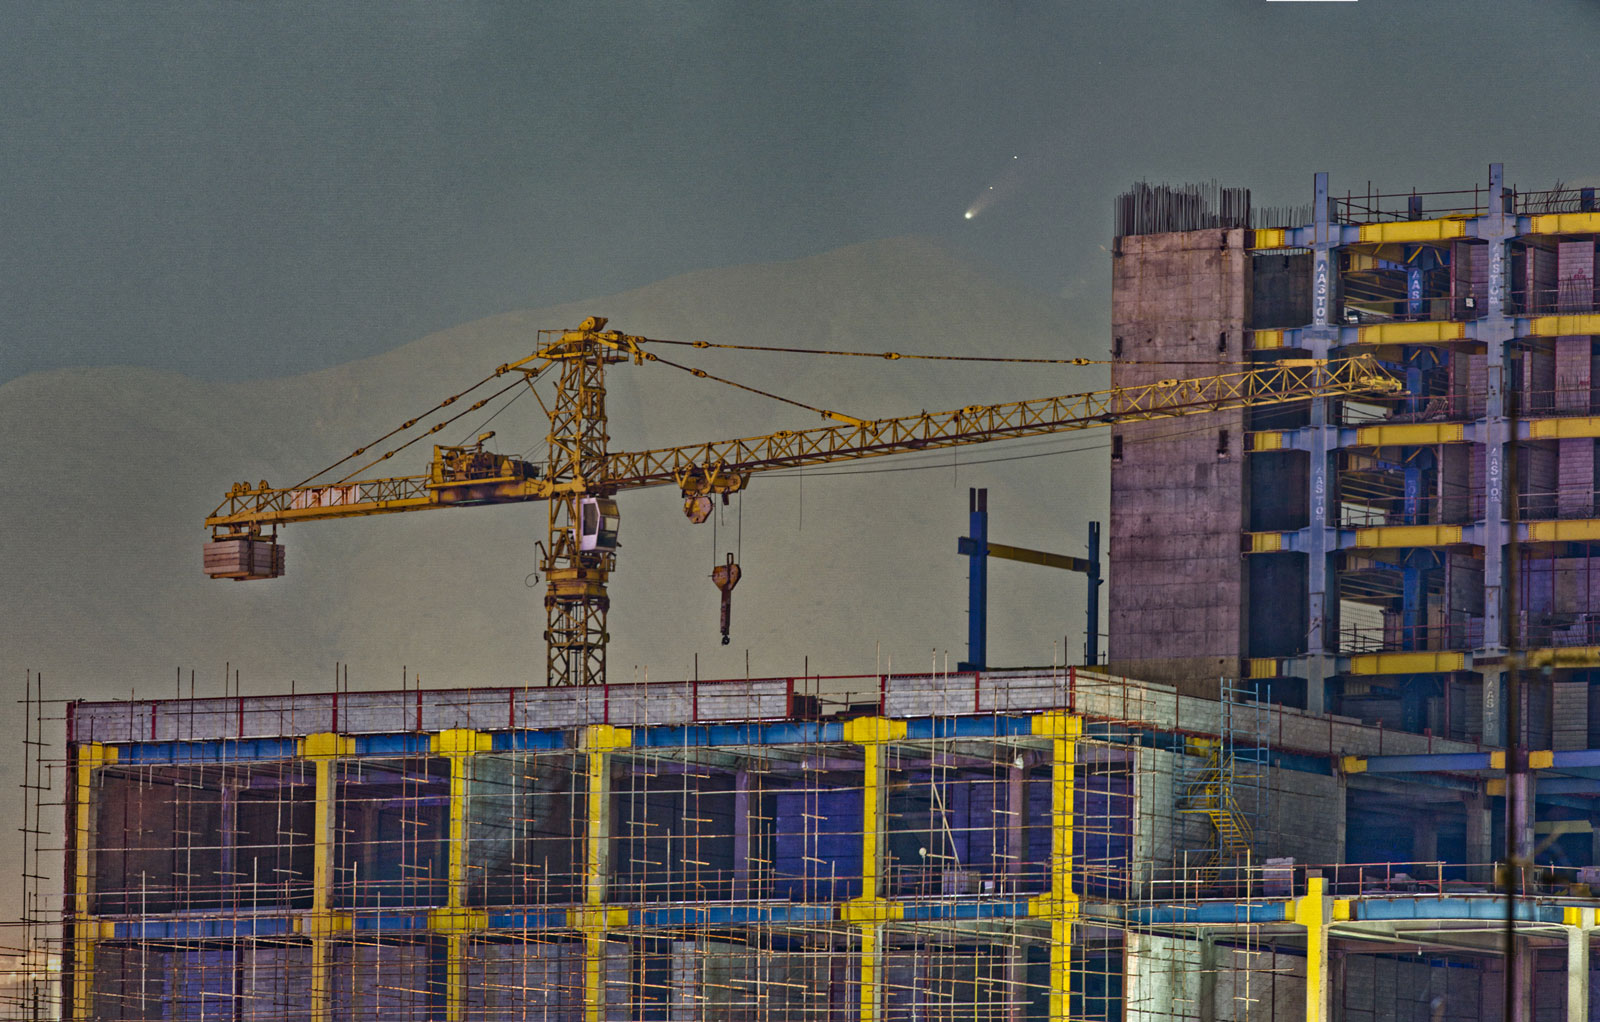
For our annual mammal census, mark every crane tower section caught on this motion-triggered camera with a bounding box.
[539,317,638,686]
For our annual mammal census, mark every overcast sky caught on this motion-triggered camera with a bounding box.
[6,1,1600,385]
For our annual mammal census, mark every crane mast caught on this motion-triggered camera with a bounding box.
[539,318,639,687]
[205,318,1401,687]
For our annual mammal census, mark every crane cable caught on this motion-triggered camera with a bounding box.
[643,336,1257,367]
[286,363,545,490]
[647,352,865,424]
[329,376,532,487]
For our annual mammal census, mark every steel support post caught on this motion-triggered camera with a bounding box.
[961,488,989,671]
[577,724,630,1022]
[301,732,354,1022]
[1086,521,1101,666]
[1482,164,1514,739]
[1293,876,1333,1022]
[841,716,907,1022]
[69,742,115,1022]
[432,729,491,1022]
[1304,171,1338,714]
[1030,712,1080,1021]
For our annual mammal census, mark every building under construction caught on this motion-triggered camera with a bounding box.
[42,165,1600,1020]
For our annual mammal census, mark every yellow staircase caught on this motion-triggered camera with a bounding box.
[1179,744,1256,887]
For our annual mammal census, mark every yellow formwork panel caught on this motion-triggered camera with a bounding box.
[1250,329,1284,350]
[1348,650,1467,675]
[1526,646,1600,669]
[1247,658,1284,680]
[1246,532,1285,553]
[1529,313,1600,337]
[1531,212,1600,236]
[1354,422,1466,446]
[1249,228,1289,250]
[1355,321,1467,345]
[1249,431,1285,451]
[1356,219,1467,244]
[1529,519,1600,542]
[1352,523,1465,549]
[1529,416,1600,440]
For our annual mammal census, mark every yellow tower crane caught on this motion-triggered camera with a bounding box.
[205,316,1400,686]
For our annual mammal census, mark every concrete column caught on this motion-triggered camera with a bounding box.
[1332,949,1347,1022]
[732,767,751,900]
[1463,790,1493,885]
[1512,941,1534,1022]
[1508,768,1537,1022]
[1413,815,1439,865]
[1006,763,1025,891]
[1006,939,1027,1022]
[219,777,238,897]
[1566,908,1594,1022]
[1197,935,1218,1022]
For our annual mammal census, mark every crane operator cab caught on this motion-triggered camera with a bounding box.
[577,496,621,552]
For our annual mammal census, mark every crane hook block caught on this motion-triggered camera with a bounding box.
[684,494,714,524]
[712,553,741,646]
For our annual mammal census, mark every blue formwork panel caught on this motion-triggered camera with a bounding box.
[1077,768,1132,900]
[636,903,835,927]
[1123,902,1290,926]
[899,899,1029,921]
[772,786,863,902]
[165,947,235,1021]
[112,916,296,940]
[353,733,432,757]
[1074,950,1124,1022]
[638,720,845,748]
[117,738,298,765]
[491,729,568,752]
[1353,896,1559,923]
[351,912,430,932]
[904,715,1034,741]
[486,909,571,930]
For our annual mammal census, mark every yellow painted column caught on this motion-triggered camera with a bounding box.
[300,732,353,1022]
[431,729,492,1022]
[70,742,116,1022]
[1030,712,1081,1022]
[1291,876,1338,1022]
[841,717,907,1022]
[574,724,631,1022]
